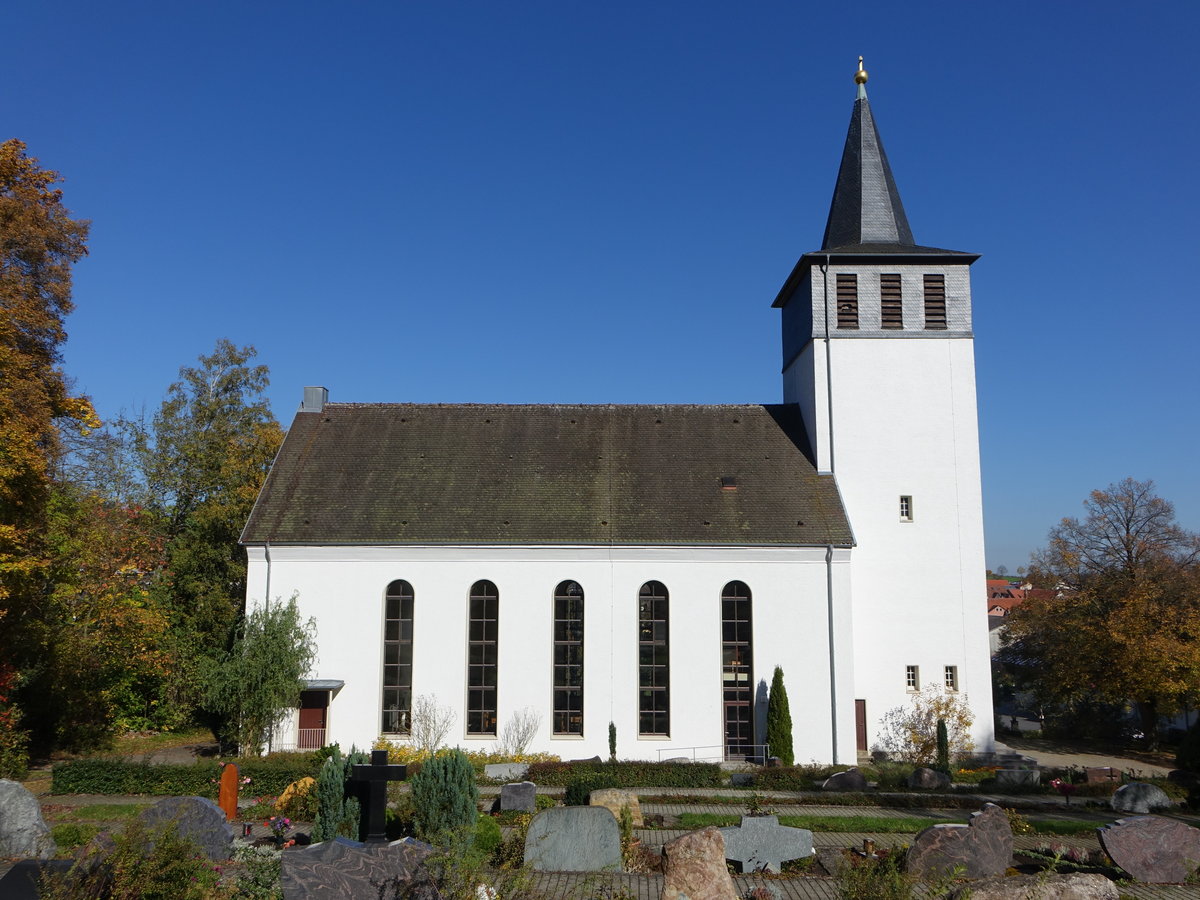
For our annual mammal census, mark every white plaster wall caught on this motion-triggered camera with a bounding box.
[818,335,994,752]
[246,545,857,762]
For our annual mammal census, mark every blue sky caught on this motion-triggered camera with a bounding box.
[6,1,1197,571]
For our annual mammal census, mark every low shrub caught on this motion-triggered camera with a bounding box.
[373,736,560,773]
[49,822,100,851]
[751,764,836,791]
[564,773,619,806]
[50,754,322,796]
[473,814,502,855]
[526,759,724,788]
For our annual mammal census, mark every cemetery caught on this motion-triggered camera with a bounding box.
[5,747,1200,899]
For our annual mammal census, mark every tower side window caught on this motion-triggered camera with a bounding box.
[638,581,670,736]
[881,273,903,329]
[553,581,584,736]
[944,665,959,691]
[899,495,913,522]
[923,273,947,329]
[467,580,498,735]
[382,580,414,734]
[905,665,920,691]
[836,273,859,329]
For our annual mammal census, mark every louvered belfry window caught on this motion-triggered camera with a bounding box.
[881,273,903,329]
[836,273,859,329]
[923,274,947,329]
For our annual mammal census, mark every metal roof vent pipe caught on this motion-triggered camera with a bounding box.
[301,386,328,413]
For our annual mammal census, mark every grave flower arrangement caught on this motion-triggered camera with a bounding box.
[1049,778,1077,805]
[266,815,293,846]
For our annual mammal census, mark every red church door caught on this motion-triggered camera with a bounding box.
[298,691,328,749]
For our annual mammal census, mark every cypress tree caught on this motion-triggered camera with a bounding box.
[935,718,950,774]
[312,746,344,842]
[411,749,479,842]
[766,665,794,766]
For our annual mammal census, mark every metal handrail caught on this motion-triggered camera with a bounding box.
[655,743,771,763]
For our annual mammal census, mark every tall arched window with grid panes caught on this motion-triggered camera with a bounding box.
[638,581,670,736]
[552,581,584,735]
[721,581,753,759]
[382,580,414,734]
[467,580,499,736]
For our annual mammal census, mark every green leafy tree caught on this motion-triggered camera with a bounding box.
[411,749,480,842]
[0,139,93,755]
[766,665,794,766]
[202,595,316,754]
[875,684,974,765]
[1004,479,1200,747]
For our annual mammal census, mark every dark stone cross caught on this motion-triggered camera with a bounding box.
[350,749,407,842]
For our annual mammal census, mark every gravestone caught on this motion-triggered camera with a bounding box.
[995,768,1039,788]
[822,767,868,791]
[350,749,407,842]
[907,767,952,790]
[730,772,754,787]
[1085,766,1119,784]
[716,815,813,873]
[139,796,233,860]
[948,872,1119,899]
[589,787,643,827]
[1097,815,1200,883]
[1111,782,1171,814]
[218,762,239,821]
[523,806,621,871]
[484,762,528,782]
[661,827,737,900]
[0,859,73,900]
[0,779,56,859]
[499,781,536,812]
[906,803,1012,879]
[281,836,439,900]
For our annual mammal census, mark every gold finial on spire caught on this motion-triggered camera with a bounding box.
[855,56,869,85]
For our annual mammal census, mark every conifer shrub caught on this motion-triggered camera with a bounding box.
[766,665,794,766]
[411,749,480,842]
[935,718,951,775]
[608,721,617,761]
[312,745,368,842]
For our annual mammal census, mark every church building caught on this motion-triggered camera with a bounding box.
[241,62,994,763]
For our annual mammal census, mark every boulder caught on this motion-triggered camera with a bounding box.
[523,806,621,871]
[661,827,737,900]
[907,767,952,790]
[1097,815,1200,883]
[589,787,643,827]
[1111,782,1172,814]
[948,873,1118,899]
[139,796,233,860]
[907,803,1012,879]
[822,767,868,791]
[0,779,55,860]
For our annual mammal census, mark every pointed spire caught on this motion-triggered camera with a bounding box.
[820,58,915,250]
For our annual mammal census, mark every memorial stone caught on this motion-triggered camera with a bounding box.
[995,768,1040,788]
[1097,815,1200,884]
[907,803,1012,879]
[907,767,952,790]
[0,779,55,859]
[1111,782,1171,814]
[218,762,239,821]
[717,815,813,873]
[948,872,1119,899]
[661,827,738,900]
[822,767,868,791]
[484,762,528,782]
[499,781,536,812]
[139,796,233,860]
[282,836,440,900]
[523,806,621,871]
[589,788,643,827]
[350,749,407,842]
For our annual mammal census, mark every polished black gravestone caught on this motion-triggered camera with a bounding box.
[350,749,407,842]
[0,860,73,900]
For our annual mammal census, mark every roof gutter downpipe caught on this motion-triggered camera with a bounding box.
[264,541,272,614]
[821,254,840,763]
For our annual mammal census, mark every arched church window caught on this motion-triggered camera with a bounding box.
[553,581,584,736]
[638,581,670,736]
[721,581,754,759]
[467,580,499,735]
[382,580,414,734]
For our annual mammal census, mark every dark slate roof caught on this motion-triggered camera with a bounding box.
[242,403,852,547]
[822,96,914,250]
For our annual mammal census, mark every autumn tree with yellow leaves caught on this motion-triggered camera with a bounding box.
[1002,478,1200,748]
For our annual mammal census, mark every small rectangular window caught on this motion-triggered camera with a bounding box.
[905,665,919,691]
[945,665,959,691]
[881,273,902,329]
[899,495,913,522]
[924,274,947,329]
[836,273,858,329]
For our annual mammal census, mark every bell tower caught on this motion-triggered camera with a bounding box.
[774,59,993,755]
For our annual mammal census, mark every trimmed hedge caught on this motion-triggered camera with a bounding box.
[526,760,724,789]
[51,754,323,797]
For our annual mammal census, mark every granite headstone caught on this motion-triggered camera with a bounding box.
[1097,815,1200,884]
[281,836,440,900]
[661,827,738,900]
[822,767,868,791]
[499,781,536,813]
[907,767,952,790]
[523,806,621,871]
[717,815,814,873]
[139,796,233,860]
[589,787,643,827]
[906,803,1012,879]
[483,763,528,782]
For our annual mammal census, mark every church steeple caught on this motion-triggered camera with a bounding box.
[820,57,915,250]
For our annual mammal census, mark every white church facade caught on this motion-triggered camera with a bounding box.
[242,65,994,764]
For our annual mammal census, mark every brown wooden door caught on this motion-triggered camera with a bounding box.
[298,691,327,749]
[855,699,867,752]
